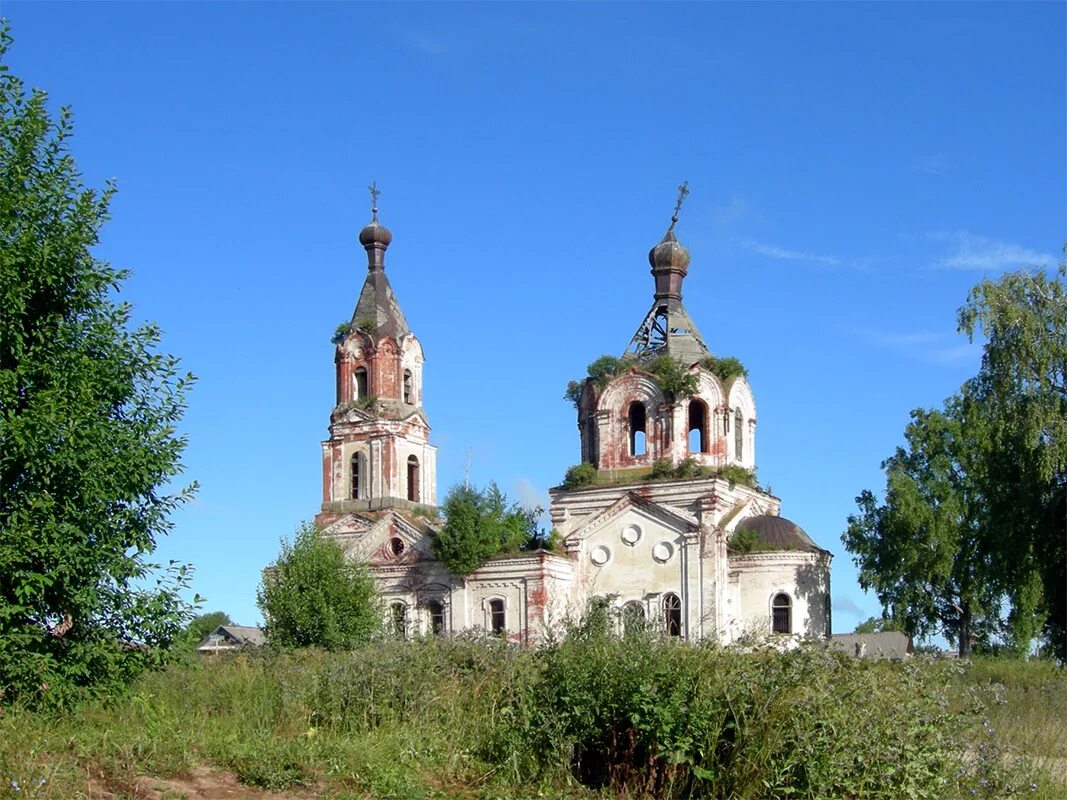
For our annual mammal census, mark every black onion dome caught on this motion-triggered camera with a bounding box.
[648,228,690,270]
[359,220,393,249]
[733,515,824,553]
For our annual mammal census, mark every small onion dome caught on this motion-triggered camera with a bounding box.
[732,515,824,553]
[648,227,690,270]
[359,220,393,249]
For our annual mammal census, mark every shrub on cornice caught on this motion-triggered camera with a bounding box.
[565,355,627,408]
[700,355,748,384]
[562,462,598,488]
[716,464,758,489]
[432,483,537,576]
[331,321,354,345]
[643,355,699,401]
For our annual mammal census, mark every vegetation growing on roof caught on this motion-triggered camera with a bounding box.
[701,354,749,384]
[336,395,379,415]
[729,526,786,554]
[564,354,626,407]
[562,462,598,488]
[355,318,377,333]
[331,321,354,344]
[432,483,540,576]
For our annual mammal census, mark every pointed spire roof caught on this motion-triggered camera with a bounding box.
[624,183,710,363]
[352,193,410,339]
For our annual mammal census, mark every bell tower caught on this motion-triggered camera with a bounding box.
[318,192,437,518]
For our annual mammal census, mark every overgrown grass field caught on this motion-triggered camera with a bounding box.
[1,636,1063,799]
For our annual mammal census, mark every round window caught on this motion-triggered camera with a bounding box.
[652,541,674,563]
[620,524,642,546]
[590,545,611,566]
[388,537,405,557]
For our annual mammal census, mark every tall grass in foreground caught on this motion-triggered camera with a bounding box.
[0,635,1062,799]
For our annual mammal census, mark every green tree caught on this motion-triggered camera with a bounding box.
[186,611,233,648]
[853,615,905,634]
[843,400,1001,656]
[257,523,378,650]
[432,483,538,576]
[958,261,1066,658]
[0,29,197,707]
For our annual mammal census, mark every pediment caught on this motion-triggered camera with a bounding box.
[718,496,772,533]
[565,491,697,546]
[335,510,437,566]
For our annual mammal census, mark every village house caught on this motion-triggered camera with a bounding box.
[315,195,832,644]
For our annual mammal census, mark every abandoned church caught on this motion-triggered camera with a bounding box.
[314,195,832,644]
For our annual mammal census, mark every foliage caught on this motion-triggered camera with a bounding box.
[0,642,1060,800]
[185,611,233,648]
[564,354,625,407]
[432,483,538,576]
[257,522,378,650]
[958,261,1066,659]
[846,264,1066,658]
[672,456,704,478]
[331,321,353,345]
[700,354,748,384]
[561,462,597,488]
[716,463,758,488]
[644,354,699,401]
[844,399,1001,656]
[854,615,906,634]
[649,458,674,479]
[0,29,197,708]
[355,317,376,333]
[728,527,761,553]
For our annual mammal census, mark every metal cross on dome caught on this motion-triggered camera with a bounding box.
[369,181,380,222]
[668,180,689,232]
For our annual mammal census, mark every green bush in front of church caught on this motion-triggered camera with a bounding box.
[257,522,379,650]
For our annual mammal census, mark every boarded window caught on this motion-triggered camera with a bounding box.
[351,452,366,499]
[735,408,744,460]
[688,400,708,454]
[772,593,791,634]
[663,593,682,637]
[407,455,420,502]
[628,402,647,456]
[403,369,413,404]
[427,600,445,635]
[489,598,506,635]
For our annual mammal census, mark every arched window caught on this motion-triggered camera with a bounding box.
[403,369,413,404]
[390,602,407,639]
[628,402,647,457]
[489,598,506,635]
[688,399,708,454]
[735,408,744,460]
[427,600,445,635]
[772,593,791,634]
[350,452,366,499]
[663,593,682,637]
[622,601,646,637]
[353,367,368,400]
[407,455,420,502]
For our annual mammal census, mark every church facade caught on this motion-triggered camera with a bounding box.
[316,200,831,644]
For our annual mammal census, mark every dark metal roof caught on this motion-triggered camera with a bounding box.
[733,514,824,553]
[351,217,411,339]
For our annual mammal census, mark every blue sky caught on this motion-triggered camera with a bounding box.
[5,2,1064,634]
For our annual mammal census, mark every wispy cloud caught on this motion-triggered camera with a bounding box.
[711,196,761,228]
[741,239,839,266]
[851,327,981,366]
[930,231,1055,271]
[912,153,954,176]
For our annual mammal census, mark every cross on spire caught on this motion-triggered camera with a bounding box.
[369,181,380,223]
[668,180,689,232]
